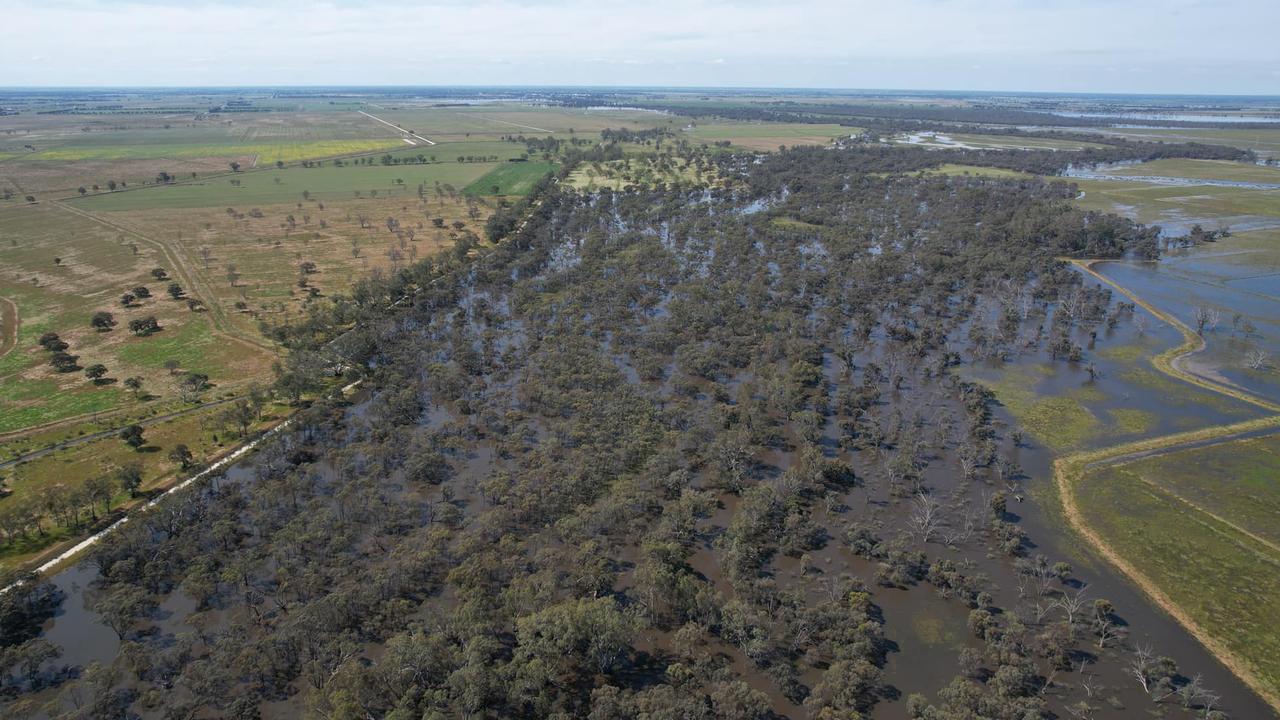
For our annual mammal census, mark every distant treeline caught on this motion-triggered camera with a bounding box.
[565,100,1100,128]
[566,96,1280,131]
[599,127,673,143]
[36,108,211,116]
[712,136,1248,181]
[961,138,1250,175]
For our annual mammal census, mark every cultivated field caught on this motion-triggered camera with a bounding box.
[366,105,673,141]
[0,111,407,195]
[0,397,289,570]
[1076,434,1280,704]
[464,161,558,196]
[106,194,490,336]
[0,104,515,528]
[71,157,498,210]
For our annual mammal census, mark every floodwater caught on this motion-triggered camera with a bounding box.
[13,249,1280,720]
[1052,111,1280,125]
[1095,252,1280,403]
[1064,162,1280,191]
[961,278,1277,718]
[40,564,120,671]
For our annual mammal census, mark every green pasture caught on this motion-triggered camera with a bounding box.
[71,160,498,210]
[27,139,402,164]
[1105,434,1280,547]
[1078,438,1280,701]
[463,162,558,196]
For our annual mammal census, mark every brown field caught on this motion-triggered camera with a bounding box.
[1,156,251,196]
[99,194,490,335]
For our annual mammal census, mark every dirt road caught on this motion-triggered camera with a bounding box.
[358,110,437,146]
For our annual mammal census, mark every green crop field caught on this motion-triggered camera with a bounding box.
[1078,435,1280,702]
[383,140,531,164]
[464,162,557,196]
[71,159,498,210]
[27,139,403,164]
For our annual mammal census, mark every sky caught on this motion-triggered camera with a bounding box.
[2,0,1278,94]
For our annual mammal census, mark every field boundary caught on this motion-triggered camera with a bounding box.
[1058,257,1280,712]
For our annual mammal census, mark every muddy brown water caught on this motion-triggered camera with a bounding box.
[15,286,1280,719]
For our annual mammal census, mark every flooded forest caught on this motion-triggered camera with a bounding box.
[2,141,1272,720]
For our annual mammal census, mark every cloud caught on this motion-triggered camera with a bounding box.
[1,0,1277,93]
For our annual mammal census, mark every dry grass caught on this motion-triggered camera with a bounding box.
[100,195,490,335]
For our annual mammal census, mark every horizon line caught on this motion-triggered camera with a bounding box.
[1,84,1278,99]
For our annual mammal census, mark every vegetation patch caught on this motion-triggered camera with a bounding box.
[1109,407,1158,434]
[1078,459,1280,703]
[978,370,1100,450]
[1095,342,1147,363]
[463,161,558,196]
[922,163,1036,179]
[29,139,404,165]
